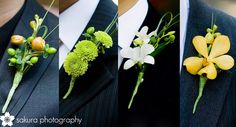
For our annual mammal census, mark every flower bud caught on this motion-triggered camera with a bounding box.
[34,14,39,19]
[10,58,17,64]
[39,18,43,24]
[167,31,176,35]
[47,47,57,54]
[214,32,221,37]
[86,27,95,34]
[7,48,16,56]
[30,57,38,64]
[10,35,24,45]
[30,21,36,29]
[206,28,212,33]
[205,33,214,44]
[213,24,218,31]
[31,37,45,51]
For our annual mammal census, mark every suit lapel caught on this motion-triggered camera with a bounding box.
[0,0,58,116]
[180,0,235,126]
[59,0,117,117]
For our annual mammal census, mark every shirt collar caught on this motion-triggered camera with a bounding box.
[59,0,99,50]
[118,0,148,48]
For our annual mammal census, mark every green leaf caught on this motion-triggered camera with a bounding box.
[43,52,49,58]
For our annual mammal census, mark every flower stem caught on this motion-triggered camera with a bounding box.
[2,71,23,113]
[63,76,76,99]
[192,76,207,114]
[128,71,144,109]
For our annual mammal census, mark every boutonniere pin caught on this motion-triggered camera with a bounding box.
[120,12,179,109]
[62,13,118,99]
[183,17,234,114]
[2,0,58,113]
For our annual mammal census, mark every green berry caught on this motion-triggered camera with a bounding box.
[150,37,156,43]
[86,27,95,34]
[47,47,57,54]
[30,57,38,64]
[7,48,16,56]
[10,58,17,64]
[27,36,34,43]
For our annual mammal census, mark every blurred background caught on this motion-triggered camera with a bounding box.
[205,0,236,17]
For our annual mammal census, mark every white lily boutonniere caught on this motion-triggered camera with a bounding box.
[120,12,179,109]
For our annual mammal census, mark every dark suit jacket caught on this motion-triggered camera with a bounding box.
[119,1,179,127]
[0,0,59,126]
[59,0,118,127]
[180,0,236,126]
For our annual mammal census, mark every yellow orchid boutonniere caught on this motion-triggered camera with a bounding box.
[183,24,234,114]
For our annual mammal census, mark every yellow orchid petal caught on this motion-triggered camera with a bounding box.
[212,55,234,70]
[198,63,217,80]
[192,36,208,58]
[183,57,204,75]
[209,35,230,58]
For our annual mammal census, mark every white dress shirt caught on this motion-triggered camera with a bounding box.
[59,0,99,68]
[180,0,189,72]
[118,0,148,69]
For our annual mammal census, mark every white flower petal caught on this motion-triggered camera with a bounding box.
[140,26,149,34]
[2,121,7,126]
[120,47,133,59]
[9,116,15,121]
[7,122,13,126]
[144,55,155,65]
[148,30,156,37]
[143,38,150,43]
[0,116,4,121]
[124,59,136,70]
[5,112,10,117]
[141,43,155,57]
[132,47,141,61]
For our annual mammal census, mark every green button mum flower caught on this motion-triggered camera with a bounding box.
[74,40,98,61]
[64,52,88,77]
[94,31,113,48]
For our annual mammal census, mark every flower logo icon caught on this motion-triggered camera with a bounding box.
[0,112,14,126]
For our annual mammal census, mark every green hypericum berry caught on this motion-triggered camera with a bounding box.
[7,48,16,56]
[30,57,38,64]
[74,40,98,61]
[86,27,95,34]
[94,31,113,48]
[64,52,88,77]
[30,21,36,29]
[27,36,34,43]
[47,47,57,54]
[167,31,176,35]
[10,58,17,64]
[169,35,175,42]
[150,37,156,43]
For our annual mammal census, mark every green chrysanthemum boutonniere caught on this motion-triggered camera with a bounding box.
[63,13,118,99]
[2,0,58,113]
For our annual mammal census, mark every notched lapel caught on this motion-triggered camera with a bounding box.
[60,60,114,117]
